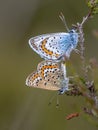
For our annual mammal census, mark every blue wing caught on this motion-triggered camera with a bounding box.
[29,31,78,60]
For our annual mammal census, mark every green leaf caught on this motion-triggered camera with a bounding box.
[79,77,86,84]
[87,1,93,8]
[92,7,98,14]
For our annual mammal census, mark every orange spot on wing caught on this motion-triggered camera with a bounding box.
[32,73,39,80]
[41,39,60,58]
[40,64,58,78]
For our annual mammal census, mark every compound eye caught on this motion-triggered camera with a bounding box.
[69,29,75,33]
[58,88,64,95]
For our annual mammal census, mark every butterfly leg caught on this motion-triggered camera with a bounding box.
[58,77,69,95]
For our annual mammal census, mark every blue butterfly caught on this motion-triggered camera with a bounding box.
[29,29,78,60]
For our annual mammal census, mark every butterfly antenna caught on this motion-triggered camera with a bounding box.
[59,12,69,32]
[48,92,57,106]
[48,92,60,108]
[56,94,59,108]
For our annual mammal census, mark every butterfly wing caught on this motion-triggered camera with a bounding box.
[29,32,74,60]
[26,60,67,91]
[37,60,66,90]
[26,71,42,87]
[26,70,63,90]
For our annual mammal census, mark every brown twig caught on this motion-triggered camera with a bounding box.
[71,0,98,117]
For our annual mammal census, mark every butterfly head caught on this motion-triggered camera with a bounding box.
[69,29,79,47]
[68,29,76,33]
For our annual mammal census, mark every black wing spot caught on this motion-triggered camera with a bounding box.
[44,75,47,78]
[52,76,54,78]
[54,68,57,71]
[47,79,50,81]
[45,40,47,43]
[44,82,47,86]
[36,79,39,83]
[54,81,56,84]
[45,70,49,73]
[58,75,60,78]
[57,50,60,53]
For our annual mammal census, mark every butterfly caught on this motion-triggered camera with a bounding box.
[29,29,78,61]
[26,60,69,94]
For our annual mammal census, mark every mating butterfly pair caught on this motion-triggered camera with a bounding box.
[26,27,78,94]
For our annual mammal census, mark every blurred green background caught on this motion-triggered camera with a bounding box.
[0,0,98,130]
